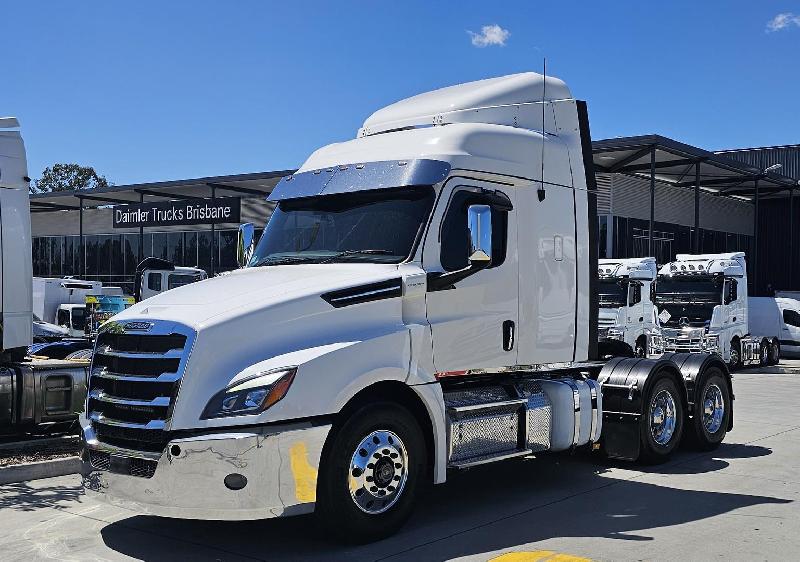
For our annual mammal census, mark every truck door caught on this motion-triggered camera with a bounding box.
[782,308,800,354]
[423,183,518,373]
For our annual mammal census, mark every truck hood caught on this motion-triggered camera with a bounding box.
[112,263,402,329]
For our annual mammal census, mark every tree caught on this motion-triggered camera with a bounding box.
[31,163,111,194]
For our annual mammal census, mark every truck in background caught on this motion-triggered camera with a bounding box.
[81,73,734,542]
[597,257,659,357]
[656,252,779,369]
[749,297,799,359]
[1,118,88,435]
[133,257,207,301]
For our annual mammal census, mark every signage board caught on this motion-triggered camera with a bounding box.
[113,197,241,228]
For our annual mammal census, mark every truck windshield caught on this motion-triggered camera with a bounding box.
[656,276,722,328]
[250,186,435,266]
[656,276,722,304]
[598,279,627,308]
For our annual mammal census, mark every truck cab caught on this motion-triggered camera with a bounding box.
[134,257,207,301]
[597,257,658,356]
[56,304,87,338]
[81,74,733,541]
[657,253,749,367]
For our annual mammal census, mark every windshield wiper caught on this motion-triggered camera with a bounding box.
[319,249,394,263]
[251,256,322,267]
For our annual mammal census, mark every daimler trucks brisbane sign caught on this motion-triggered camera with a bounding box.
[113,198,241,228]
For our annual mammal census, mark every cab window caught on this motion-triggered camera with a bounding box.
[783,309,800,328]
[439,190,508,272]
[57,309,70,327]
[148,272,162,291]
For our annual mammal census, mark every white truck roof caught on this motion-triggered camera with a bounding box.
[659,252,746,277]
[359,72,571,138]
[598,257,657,280]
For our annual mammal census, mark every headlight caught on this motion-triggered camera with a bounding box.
[201,367,297,419]
[704,335,720,351]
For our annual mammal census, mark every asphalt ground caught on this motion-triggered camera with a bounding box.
[1,362,799,561]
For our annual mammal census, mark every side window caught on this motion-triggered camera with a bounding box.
[439,190,508,272]
[724,279,738,304]
[629,283,642,306]
[148,272,162,291]
[57,309,70,326]
[783,309,800,328]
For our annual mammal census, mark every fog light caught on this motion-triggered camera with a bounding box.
[170,445,182,457]
[224,473,248,490]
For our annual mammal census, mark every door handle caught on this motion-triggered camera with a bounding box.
[503,320,515,351]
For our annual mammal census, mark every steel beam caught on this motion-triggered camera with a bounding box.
[206,182,266,197]
[134,188,196,201]
[694,162,700,253]
[76,193,137,205]
[649,146,655,256]
[605,146,655,173]
[611,157,699,174]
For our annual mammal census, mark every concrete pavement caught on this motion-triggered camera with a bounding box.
[1,367,799,561]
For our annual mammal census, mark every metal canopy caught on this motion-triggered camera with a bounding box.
[28,169,294,212]
[592,135,797,200]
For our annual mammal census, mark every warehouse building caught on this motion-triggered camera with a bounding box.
[29,136,799,295]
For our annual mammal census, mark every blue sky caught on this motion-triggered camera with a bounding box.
[3,1,799,185]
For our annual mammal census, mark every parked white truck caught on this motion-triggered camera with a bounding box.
[81,74,734,542]
[0,118,88,434]
[597,257,658,357]
[656,252,779,369]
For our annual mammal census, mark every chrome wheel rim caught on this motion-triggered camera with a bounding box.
[762,345,769,364]
[650,389,677,446]
[348,430,408,514]
[703,384,725,434]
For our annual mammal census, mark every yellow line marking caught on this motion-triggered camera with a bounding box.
[490,551,592,562]
[289,441,317,503]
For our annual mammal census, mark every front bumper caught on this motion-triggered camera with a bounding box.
[81,416,332,520]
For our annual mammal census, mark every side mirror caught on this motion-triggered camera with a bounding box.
[237,223,256,268]
[467,204,492,266]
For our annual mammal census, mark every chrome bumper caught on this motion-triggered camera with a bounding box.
[81,416,332,520]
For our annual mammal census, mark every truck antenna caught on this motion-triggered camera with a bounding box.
[538,58,547,202]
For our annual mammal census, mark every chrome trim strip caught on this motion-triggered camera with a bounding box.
[560,378,582,447]
[447,398,527,413]
[89,411,166,431]
[91,368,182,383]
[95,348,184,360]
[328,286,398,302]
[89,389,171,408]
[450,448,533,468]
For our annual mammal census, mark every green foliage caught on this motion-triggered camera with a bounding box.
[31,163,111,194]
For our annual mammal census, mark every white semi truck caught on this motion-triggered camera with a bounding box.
[656,252,780,369]
[0,118,88,434]
[81,74,734,542]
[597,257,659,357]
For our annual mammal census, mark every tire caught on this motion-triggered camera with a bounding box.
[634,336,647,358]
[728,338,742,371]
[769,338,780,365]
[315,402,426,543]
[759,339,770,367]
[640,374,684,463]
[687,370,731,451]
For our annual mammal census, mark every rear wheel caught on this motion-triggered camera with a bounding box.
[769,338,780,365]
[634,336,647,358]
[640,375,684,463]
[759,339,771,367]
[315,402,426,543]
[687,370,730,450]
[728,338,742,371]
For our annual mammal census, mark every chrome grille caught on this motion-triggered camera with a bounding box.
[87,322,193,454]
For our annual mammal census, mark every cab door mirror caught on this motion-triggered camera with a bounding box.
[237,223,256,268]
[467,205,492,267]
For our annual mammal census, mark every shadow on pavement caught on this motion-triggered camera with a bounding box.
[0,479,84,512]
[98,447,791,562]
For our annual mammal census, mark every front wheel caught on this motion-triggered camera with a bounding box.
[640,375,684,463]
[634,336,647,358]
[688,370,731,451]
[315,402,426,543]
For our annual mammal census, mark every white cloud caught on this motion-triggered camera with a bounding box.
[766,12,800,32]
[467,24,510,47]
